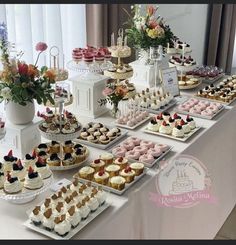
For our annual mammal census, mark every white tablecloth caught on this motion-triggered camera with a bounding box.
[0,84,235,239]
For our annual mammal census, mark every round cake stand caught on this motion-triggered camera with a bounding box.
[67,60,113,79]
[0,175,54,204]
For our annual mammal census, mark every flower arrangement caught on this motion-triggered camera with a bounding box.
[98,81,128,117]
[124,5,175,49]
[0,22,55,106]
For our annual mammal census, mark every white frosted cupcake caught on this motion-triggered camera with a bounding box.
[109,176,126,190]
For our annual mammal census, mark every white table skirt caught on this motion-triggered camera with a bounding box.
[0,87,235,239]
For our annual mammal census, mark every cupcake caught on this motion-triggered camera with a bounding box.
[42,208,55,231]
[99,153,113,165]
[4,173,23,194]
[29,206,43,226]
[119,166,135,183]
[23,151,37,169]
[80,129,90,140]
[172,125,184,138]
[3,150,17,172]
[106,131,117,140]
[63,140,74,153]
[46,153,61,167]
[78,166,95,180]
[87,135,99,144]
[94,170,109,185]
[100,127,109,134]
[11,160,26,181]
[99,135,110,144]
[49,141,60,154]
[36,143,48,153]
[73,148,86,164]
[110,127,121,136]
[93,123,103,129]
[105,164,120,177]
[90,159,105,171]
[114,157,128,170]
[130,162,144,176]
[86,193,99,212]
[73,144,87,154]
[24,166,43,190]
[66,206,81,228]
[109,176,126,190]
[37,151,48,162]
[62,153,75,166]
[35,158,52,179]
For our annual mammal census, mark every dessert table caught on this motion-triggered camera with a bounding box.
[0,79,236,239]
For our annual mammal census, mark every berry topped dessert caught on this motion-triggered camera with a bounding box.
[4,173,23,194]
[24,166,43,190]
[3,150,17,172]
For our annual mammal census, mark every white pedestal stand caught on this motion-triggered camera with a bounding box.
[0,117,42,159]
[69,74,110,119]
[129,54,170,92]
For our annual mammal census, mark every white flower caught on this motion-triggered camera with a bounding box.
[131,5,134,9]
[0,87,12,100]
[135,17,146,30]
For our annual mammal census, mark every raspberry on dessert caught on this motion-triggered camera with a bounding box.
[94,159,101,164]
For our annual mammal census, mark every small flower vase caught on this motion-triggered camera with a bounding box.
[5,100,35,125]
[110,102,120,118]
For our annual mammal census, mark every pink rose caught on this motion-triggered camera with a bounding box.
[102,87,113,96]
[149,21,159,29]
[35,42,48,52]
[147,5,155,16]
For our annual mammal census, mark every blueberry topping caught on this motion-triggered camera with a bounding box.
[36,161,46,168]
[0,162,2,169]
[4,156,15,162]
[199,90,203,94]
[28,172,39,179]
[87,123,93,128]
[65,140,72,145]
[38,144,47,149]
[81,128,87,132]
[163,112,170,116]
[0,172,4,176]
[169,118,175,123]
[177,125,182,130]
[25,154,32,160]
[38,151,47,157]
[9,176,18,183]
[205,86,209,90]
[210,84,214,87]
[50,153,60,161]
[75,148,82,155]
[64,153,72,160]
[51,141,59,145]
[74,144,83,149]
[13,163,23,171]
[151,119,157,125]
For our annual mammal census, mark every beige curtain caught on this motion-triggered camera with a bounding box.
[206,4,236,74]
[86,4,135,62]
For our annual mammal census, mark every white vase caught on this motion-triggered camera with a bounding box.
[137,48,150,65]
[5,101,35,125]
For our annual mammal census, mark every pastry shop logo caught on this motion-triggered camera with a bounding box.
[149,154,217,208]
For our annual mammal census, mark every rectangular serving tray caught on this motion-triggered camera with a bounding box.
[143,126,202,142]
[115,116,151,130]
[24,202,110,240]
[174,100,225,120]
[74,124,128,150]
[110,139,173,168]
[73,168,147,196]
[133,99,177,114]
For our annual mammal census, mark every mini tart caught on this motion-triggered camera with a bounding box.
[99,153,114,165]
[63,140,74,154]
[129,162,144,176]
[62,153,75,166]
[78,166,95,180]
[90,159,105,172]
[94,170,109,185]
[114,157,128,170]
[99,135,110,144]
[109,176,126,190]
[73,148,86,164]
[119,167,135,183]
[49,141,60,154]
[80,130,90,140]
[106,131,117,140]
[87,135,99,144]
[110,127,121,136]
[46,154,61,167]
[105,164,120,177]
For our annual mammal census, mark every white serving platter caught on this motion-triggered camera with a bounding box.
[135,99,177,115]
[115,116,151,130]
[110,138,173,168]
[179,80,202,90]
[201,73,225,84]
[143,126,202,142]
[74,125,128,150]
[174,103,225,120]
[73,168,147,196]
[24,201,110,240]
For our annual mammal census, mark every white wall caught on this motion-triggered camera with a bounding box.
[141,4,209,64]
